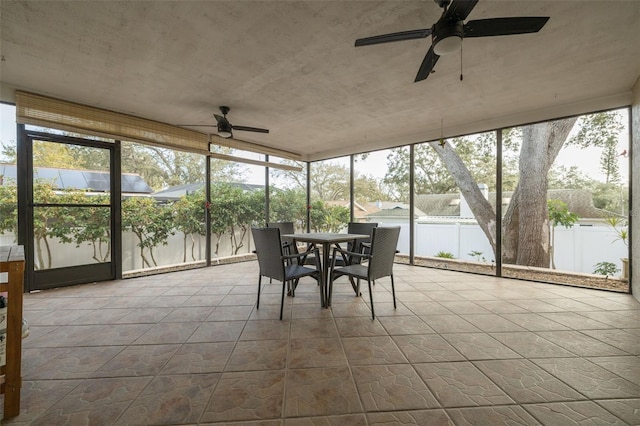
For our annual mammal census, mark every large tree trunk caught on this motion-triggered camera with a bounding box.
[431,141,497,255]
[502,118,577,266]
[430,118,576,265]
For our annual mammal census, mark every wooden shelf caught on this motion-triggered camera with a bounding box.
[0,246,25,420]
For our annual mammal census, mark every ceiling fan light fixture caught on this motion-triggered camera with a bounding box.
[217,122,233,138]
[433,35,462,55]
[432,19,464,56]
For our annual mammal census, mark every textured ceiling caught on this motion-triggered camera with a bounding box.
[1,1,639,161]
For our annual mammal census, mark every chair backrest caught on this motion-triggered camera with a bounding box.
[266,222,295,234]
[347,222,378,251]
[251,227,285,281]
[267,221,295,247]
[367,226,400,281]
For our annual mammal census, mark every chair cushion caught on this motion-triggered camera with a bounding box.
[286,264,320,280]
[332,264,367,280]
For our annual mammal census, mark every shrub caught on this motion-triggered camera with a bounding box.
[593,261,619,277]
[435,251,455,259]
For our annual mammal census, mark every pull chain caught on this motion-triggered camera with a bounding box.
[460,43,463,81]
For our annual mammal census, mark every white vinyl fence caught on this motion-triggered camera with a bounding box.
[377,220,628,275]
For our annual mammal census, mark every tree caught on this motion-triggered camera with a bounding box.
[423,118,577,266]
[121,142,241,191]
[229,189,264,255]
[49,191,112,264]
[384,133,520,199]
[323,205,350,233]
[31,179,60,269]
[385,146,454,197]
[0,142,16,163]
[209,183,249,257]
[353,175,389,203]
[121,197,174,267]
[568,112,623,184]
[307,200,349,233]
[269,188,307,229]
[172,192,206,262]
[547,199,579,269]
[72,198,112,263]
[501,119,577,266]
[308,200,328,232]
[548,165,596,190]
[430,140,499,255]
[0,179,17,241]
[121,143,208,190]
[310,162,350,201]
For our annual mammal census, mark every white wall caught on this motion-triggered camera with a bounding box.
[0,218,630,278]
[0,229,253,273]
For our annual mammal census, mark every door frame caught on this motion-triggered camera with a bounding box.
[17,129,122,291]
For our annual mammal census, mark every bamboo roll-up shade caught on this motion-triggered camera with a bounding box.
[16,91,209,153]
[208,152,303,172]
[210,134,302,161]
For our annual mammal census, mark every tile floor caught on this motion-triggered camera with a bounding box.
[3,261,640,425]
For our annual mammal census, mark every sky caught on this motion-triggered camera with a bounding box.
[0,103,630,186]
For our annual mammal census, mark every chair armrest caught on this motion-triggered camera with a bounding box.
[331,246,370,268]
[333,246,370,260]
[283,247,319,261]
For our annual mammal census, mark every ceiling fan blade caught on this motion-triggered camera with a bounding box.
[355,28,432,47]
[231,125,270,134]
[214,114,226,124]
[414,45,440,82]
[176,124,216,127]
[443,0,479,23]
[464,17,550,38]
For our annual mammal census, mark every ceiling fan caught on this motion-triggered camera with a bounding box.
[179,106,269,139]
[355,0,550,82]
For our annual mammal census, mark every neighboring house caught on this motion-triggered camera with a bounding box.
[324,200,379,221]
[364,202,426,223]
[152,182,265,202]
[415,187,613,225]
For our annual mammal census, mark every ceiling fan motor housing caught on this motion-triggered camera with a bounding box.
[434,0,451,8]
[433,19,463,55]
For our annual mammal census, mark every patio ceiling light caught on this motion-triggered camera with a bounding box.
[432,24,462,56]
[217,121,233,138]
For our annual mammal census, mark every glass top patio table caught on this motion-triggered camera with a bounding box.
[282,233,368,307]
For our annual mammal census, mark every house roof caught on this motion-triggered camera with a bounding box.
[364,202,426,220]
[324,200,380,219]
[414,188,611,219]
[152,182,265,201]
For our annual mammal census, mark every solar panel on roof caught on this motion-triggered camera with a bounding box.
[58,169,89,190]
[3,164,152,193]
[121,174,152,193]
[33,169,61,185]
[0,165,17,182]
[83,172,110,192]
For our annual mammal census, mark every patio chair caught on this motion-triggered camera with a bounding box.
[333,221,378,267]
[252,227,323,320]
[328,226,400,320]
[267,221,318,267]
[266,221,295,254]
